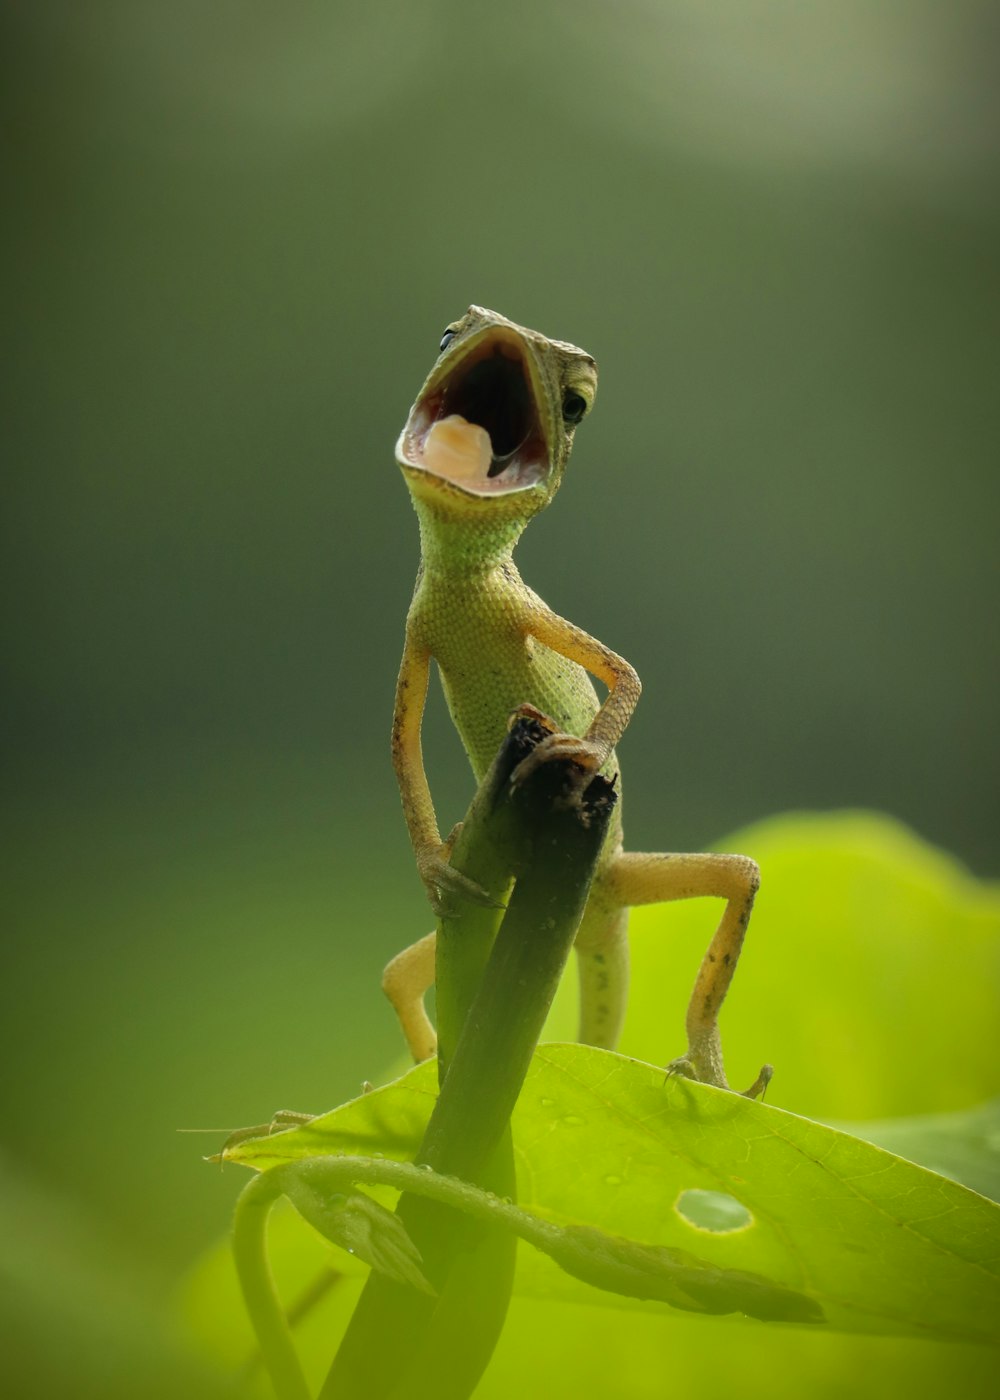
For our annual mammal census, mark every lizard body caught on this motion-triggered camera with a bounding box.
[415,569,618,789]
[385,307,770,1097]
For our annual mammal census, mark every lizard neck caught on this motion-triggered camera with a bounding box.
[412,495,532,579]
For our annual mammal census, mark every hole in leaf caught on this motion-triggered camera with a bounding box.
[675,1189,753,1234]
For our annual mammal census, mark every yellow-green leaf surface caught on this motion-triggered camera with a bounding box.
[225,1045,999,1346]
[183,814,1000,1396]
[829,1099,1000,1203]
[557,812,1000,1120]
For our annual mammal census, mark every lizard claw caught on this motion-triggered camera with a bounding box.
[740,1064,774,1101]
[418,850,504,915]
[509,732,604,794]
[663,1056,774,1101]
[663,1056,699,1086]
[507,702,559,735]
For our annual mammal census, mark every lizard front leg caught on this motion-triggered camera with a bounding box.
[509,602,641,788]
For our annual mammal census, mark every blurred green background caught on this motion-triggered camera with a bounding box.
[3,0,997,1320]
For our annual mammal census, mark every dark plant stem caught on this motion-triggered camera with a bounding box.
[318,722,616,1400]
[420,756,618,1179]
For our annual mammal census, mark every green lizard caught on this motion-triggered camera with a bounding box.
[385,306,771,1097]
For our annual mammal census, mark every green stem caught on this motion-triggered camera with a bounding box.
[232,1173,312,1400]
[260,1154,565,1266]
[321,731,616,1400]
[237,1154,823,1355]
[317,724,534,1400]
[419,757,617,1179]
[234,1153,562,1400]
[431,725,530,1071]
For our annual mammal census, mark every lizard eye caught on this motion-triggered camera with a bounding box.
[439,328,458,353]
[561,391,588,426]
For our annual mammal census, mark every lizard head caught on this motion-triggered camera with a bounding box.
[396,306,597,522]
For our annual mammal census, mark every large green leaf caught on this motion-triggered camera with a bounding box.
[225,1043,1000,1345]
[182,814,1000,1395]
[830,1099,1000,1204]
[558,812,1000,1120]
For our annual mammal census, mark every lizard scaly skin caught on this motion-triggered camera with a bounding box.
[385,307,771,1098]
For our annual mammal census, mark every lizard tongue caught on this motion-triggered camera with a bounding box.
[422,415,492,484]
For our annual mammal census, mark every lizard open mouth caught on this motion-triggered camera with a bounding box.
[397,332,550,497]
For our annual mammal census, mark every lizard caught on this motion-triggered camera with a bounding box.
[384,305,771,1098]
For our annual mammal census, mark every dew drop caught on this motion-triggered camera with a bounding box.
[561,1114,584,1127]
[539,1097,554,1108]
[372,1150,384,1159]
[604,1174,622,1186]
[417,1162,433,1171]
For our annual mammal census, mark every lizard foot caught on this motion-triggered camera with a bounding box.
[418,848,504,916]
[664,1057,774,1101]
[509,731,603,796]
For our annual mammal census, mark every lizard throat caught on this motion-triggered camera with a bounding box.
[397,334,551,498]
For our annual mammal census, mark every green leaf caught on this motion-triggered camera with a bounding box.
[831,1099,1000,1204]
[514,1047,1000,1345]
[217,814,1000,1348]
[185,815,1000,1394]
[273,1166,435,1297]
[225,1043,1000,1345]
[548,812,1000,1119]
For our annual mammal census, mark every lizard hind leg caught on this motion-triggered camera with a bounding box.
[575,899,631,1050]
[606,851,771,1098]
[382,930,438,1063]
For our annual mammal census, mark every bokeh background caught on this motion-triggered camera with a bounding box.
[3,0,997,1330]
